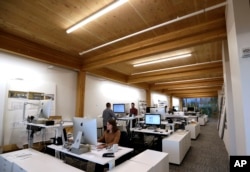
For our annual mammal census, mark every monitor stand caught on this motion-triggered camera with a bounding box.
[70,131,90,155]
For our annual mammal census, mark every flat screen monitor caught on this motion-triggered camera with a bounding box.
[150,107,165,120]
[73,117,97,146]
[145,114,161,126]
[187,107,195,112]
[113,103,125,113]
[40,99,52,119]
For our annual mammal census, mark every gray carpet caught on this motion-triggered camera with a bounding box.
[169,118,229,172]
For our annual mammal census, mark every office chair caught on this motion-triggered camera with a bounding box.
[119,131,130,147]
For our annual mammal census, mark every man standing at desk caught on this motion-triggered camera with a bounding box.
[130,102,138,128]
[102,102,116,130]
[130,102,138,116]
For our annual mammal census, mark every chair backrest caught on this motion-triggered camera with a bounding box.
[119,131,130,147]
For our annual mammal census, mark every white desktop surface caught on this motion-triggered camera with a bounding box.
[0,148,84,172]
[48,144,133,169]
[131,128,173,136]
[117,115,143,120]
[117,115,143,128]
[109,149,169,172]
[165,114,190,119]
[130,149,167,165]
[130,149,169,172]
[139,120,176,125]
[108,159,152,172]
[26,121,73,128]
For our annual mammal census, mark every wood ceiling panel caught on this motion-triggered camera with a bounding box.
[0,0,227,98]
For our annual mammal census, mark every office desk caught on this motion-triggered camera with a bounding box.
[0,148,84,172]
[131,128,173,136]
[109,149,169,172]
[47,144,133,170]
[138,120,177,131]
[108,159,152,172]
[26,122,73,148]
[117,115,143,129]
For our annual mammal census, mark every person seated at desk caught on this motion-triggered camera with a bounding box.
[97,119,121,149]
[95,119,121,172]
[168,106,177,114]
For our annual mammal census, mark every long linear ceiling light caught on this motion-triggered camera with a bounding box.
[133,53,191,67]
[66,0,128,34]
[167,85,222,90]
[155,76,223,85]
[79,2,227,55]
[131,60,222,75]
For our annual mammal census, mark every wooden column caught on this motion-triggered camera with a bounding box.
[75,71,86,117]
[169,94,173,109]
[146,89,151,107]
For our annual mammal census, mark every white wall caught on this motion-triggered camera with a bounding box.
[226,0,250,154]
[0,51,78,148]
[151,92,168,107]
[84,74,146,118]
[0,51,170,148]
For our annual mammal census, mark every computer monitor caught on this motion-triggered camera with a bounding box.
[150,107,166,120]
[40,99,52,119]
[113,103,125,113]
[73,117,97,146]
[144,114,161,126]
[187,107,195,112]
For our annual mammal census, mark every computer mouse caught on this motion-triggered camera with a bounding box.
[103,153,114,157]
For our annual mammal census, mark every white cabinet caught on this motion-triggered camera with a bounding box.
[162,131,191,165]
[198,115,208,125]
[0,150,19,172]
[130,149,169,172]
[109,149,169,172]
[185,123,200,139]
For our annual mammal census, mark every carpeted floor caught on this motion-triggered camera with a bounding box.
[169,118,229,172]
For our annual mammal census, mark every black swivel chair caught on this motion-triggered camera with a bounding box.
[119,131,130,147]
[116,131,133,166]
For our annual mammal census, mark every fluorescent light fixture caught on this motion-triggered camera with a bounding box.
[167,85,222,90]
[66,0,128,34]
[155,77,223,85]
[131,60,222,75]
[78,2,227,55]
[133,53,191,67]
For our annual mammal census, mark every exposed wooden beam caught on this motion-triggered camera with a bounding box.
[89,68,128,83]
[128,67,223,84]
[0,30,82,70]
[82,21,226,70]
[82,18,225,64]
[131,61,222,78]
[164,87,222,94]
[88,69,149,90]
[151,80,224,90]
[172,92,218,98]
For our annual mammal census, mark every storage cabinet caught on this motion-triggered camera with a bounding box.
[198,115,208,125]
[185,123,200,139]
[162,131,191,164]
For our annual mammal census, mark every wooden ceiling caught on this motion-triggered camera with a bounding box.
[0,0,227,98]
